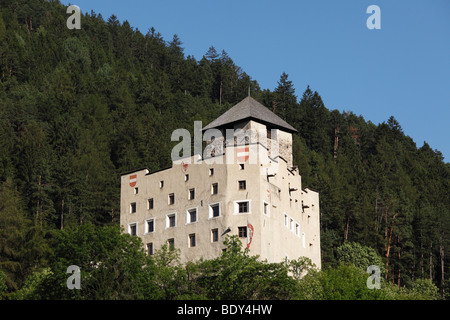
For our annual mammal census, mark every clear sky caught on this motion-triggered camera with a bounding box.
[62,0,450,162]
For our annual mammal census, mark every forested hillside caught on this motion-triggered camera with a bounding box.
[0,0,449,299]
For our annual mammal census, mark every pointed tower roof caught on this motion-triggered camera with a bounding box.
[203,96,297,133]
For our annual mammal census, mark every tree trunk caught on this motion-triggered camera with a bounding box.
[440,233,445,298]
[61,198,64,230]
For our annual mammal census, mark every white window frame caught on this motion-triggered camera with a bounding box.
[233,200,251,215]
[295,223,300,236]
[166,213,177,228]
[186,207,198,224]
[208,202,221,219]
[284,213,289,227]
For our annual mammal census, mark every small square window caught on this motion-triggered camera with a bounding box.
[238,201,249,213]
[168,193,175,205]
[239,164,245,170]
[189,234,196,248]
[189,188,195,200]
[130,202,136,214]
[148,198,154,210]
[238,180,246,190]
[211,229,219,242]
[211,183,218,195]
[238,226,247,238]
[134,187,139,194]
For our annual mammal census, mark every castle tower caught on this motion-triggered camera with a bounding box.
[120,97,321,268]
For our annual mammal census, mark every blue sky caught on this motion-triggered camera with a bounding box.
[62,0,450,162]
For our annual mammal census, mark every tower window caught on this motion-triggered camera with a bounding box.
[187,208,197,224]
[211,183,218,195]
[238,180,246,190]
[166,214,176,228]
[189,188,195,200]
[238,226,247,238]
[129,223,137,236]
[211,229,219,242]
[148,198,154,210]
[188,234,196,248]
[168,193,175,205]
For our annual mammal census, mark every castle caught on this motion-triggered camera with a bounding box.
[120,97,321,268]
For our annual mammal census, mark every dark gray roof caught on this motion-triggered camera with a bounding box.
[202,97,297,133]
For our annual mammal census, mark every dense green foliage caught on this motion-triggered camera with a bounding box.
[0,0,449,299]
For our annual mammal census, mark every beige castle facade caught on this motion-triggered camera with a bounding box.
[120,97,321,268]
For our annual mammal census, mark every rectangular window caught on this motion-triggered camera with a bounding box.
[209,168,214,176]
[148,198,154,210]
[187,208,197,224]
[185,174,189,181]
[284,214,288,227]
[238,180,246,190]
[211,229,219,242]
[146,219,154,233]
[134,187,139,194]
[209,203,220,218]
[147,243,153,255]
[189,188,195,200]
[238,201,249,213]
[238,226,247,238]
[295,223,300,236]
[267,127,272,140]
[129,223,137,236]
[160,180,164,188]
[130,202,136,214]
[239,164,245,170]
[290,218,294,232]
[168,238,175,251]
[168,193,175,205]
[188,234,196,248]
[211,183,218,195]
[166,213,176,228]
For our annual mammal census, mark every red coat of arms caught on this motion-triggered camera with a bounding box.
[237,147,249,163]
[129,174,137,187]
